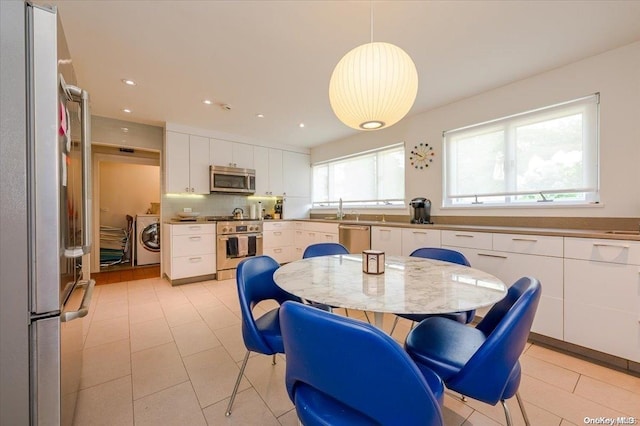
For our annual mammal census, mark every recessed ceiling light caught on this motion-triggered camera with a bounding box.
[299,123,305,128]
[121,79,136,86]
[202,99,213,105]
[123,108,132,113]
[256,113,265,118]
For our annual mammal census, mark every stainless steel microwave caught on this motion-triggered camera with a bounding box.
[210,165,256,194]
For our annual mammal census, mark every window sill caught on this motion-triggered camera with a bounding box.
[441,202,604,210]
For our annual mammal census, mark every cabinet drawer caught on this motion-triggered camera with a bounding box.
[264,229,294,248]
[441,230,492,250]
[171,254,216,279]
[264,246,294,264]
[564,237,640,265]
[493,233,563,257]
[263,221,293,231]
[171,223,216,236]
[401,228,441,256]
[172,234,215,256]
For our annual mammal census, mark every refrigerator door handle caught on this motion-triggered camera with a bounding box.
[61,279,95,322]
[64,83,92,257]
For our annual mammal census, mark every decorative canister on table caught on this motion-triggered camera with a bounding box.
[362,250,385,274]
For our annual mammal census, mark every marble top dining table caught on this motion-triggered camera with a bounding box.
[273,254,508,328]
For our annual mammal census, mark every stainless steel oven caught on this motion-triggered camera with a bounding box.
[216,220,263,280]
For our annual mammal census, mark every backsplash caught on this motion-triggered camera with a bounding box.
[162,193,279,219]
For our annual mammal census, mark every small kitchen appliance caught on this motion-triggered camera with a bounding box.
[410,197,432,224]
[274,199,283,219]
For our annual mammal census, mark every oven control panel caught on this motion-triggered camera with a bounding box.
[217,221,262,235]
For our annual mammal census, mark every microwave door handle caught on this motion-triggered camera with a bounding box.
[66,84,92,254]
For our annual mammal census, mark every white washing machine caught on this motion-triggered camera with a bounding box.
[136,214,160,265]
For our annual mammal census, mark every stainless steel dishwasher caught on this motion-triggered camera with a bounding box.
[338,224,371,254]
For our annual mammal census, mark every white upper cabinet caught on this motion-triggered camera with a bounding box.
[165,132,210,194]
[210,138,254,169]
[254,146,284,196]
[282,151,310,197]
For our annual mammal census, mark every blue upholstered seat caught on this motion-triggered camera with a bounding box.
[405,276,542,426]
[225,255,301,416]
[280,301,445,426]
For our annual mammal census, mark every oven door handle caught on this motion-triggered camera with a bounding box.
[218,235,263,241]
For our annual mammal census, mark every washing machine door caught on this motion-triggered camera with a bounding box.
[140,222,160,252]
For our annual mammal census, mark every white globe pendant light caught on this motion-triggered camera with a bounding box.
[329,41,418,130]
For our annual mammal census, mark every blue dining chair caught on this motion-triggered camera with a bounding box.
[405,276,542,426]
[389,247,474,336]
[279,301,445,426]
[225,255,302,416]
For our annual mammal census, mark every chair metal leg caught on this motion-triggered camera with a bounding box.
[500,399,514,426]
[363,311,371,324]
[272,354,277,365]
[344,308,349,317]
[515,391,531,426]
[389,316,400,335]
[225,350,250,416]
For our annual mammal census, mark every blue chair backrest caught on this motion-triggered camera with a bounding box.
[450,277,541,404]
[280,301,444,426]
[410,247,471,266]
[236,255,300,354]
[303,242,349,258]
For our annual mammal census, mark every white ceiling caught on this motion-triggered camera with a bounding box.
[47,0,640,148]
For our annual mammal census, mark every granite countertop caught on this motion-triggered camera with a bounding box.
[293,218,640,241]
[164,217,640,241]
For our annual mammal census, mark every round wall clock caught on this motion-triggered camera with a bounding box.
[409,143,434,169]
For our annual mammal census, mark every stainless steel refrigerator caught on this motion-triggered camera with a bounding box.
[0,2,95,425]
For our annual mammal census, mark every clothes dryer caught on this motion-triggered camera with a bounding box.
[136,214,160,265]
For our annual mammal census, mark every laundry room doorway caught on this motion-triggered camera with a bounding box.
[91,145,160,282]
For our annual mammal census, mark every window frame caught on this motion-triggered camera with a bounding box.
[311,143,406,210]
[442,94,600,208]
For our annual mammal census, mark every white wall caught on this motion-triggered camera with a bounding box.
[312,41,640,218]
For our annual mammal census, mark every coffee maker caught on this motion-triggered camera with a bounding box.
[410,197,432,224]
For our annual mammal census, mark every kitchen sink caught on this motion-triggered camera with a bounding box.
[604,230,640,235]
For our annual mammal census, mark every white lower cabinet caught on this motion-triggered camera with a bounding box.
[293,221,339,260]
[371,226,402,255]
[443,232,565,340]
[164,224,216,281]
[401,228,441,256]
[263,221,295,264]
[564,238,640,362]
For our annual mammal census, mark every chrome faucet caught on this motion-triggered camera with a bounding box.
[337,198,344,219]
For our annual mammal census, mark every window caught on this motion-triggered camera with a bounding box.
[312,143,405,208]
[443,94,599,207]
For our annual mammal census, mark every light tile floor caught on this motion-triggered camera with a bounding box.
[74,276,640,426]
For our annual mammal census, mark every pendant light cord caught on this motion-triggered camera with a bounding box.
[370,0,374,43]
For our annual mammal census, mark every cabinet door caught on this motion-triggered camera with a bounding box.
[165,131,190,193]
[232,143,254,169]
[210,138,233,167]
[371,227,402,255]
[401,228,441,256]
[282,151,310,197]
[189,135,210,194]
[268,149,284,195]
[564,258,640,362]
[253,146,269,195]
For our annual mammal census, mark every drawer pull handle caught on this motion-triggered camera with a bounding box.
[455,234,474,238]
[379,229,391,233]
[189,257,202,262]
[189,226,201,230]
[412,231,427,235]
[478,253,508,259]
[593,243,630,249]
[512,238,538,242]
[190,236,201,240]
[274,248,282,253]
[274,231,282,236]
